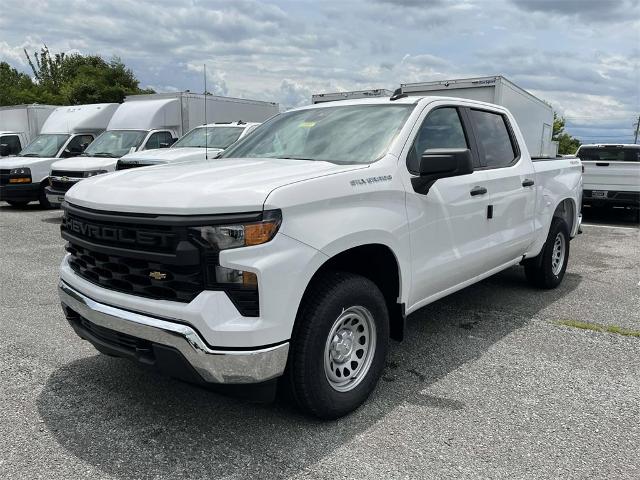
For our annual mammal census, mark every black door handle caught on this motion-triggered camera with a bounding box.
[596,162,609,167]
[522,179,535,187]
[470,186,487,196]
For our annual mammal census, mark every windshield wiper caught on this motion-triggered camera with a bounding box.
[91,152,117,158]
[19,153,41,157]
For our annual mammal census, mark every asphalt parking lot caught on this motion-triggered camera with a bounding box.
[1,205,638,479]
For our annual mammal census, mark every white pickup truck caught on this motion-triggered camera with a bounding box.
[114,121,261,171]
[57,95,582,418]
[576,144,640,210]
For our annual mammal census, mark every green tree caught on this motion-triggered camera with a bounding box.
[553,112,581,155]
[0,62,40,106]
[0,45,155,106]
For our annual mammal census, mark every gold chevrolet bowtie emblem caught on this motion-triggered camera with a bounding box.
[149,271,168,280]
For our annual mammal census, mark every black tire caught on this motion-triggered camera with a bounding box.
[5,200,29,207]
[38,182,52,209]
[524,217,570,289]
[285,271,389,419]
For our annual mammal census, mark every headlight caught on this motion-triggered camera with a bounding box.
[9,168,31,183]
[190,210,282,250]
[84,170,108,178]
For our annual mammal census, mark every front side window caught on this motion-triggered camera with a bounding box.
[407,107,468,172]
[173,126,245,149]
[144,131,174,150]
[61,134,94,157]
[18,134,69,158]
[222,104,415,164]
[0,135,22,155]
[469,109,516,168]
[83,130,147,158]
[577,146,640,162]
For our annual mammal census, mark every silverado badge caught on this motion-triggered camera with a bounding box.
[149,271,168,280]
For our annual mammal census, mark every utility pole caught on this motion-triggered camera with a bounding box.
[634,115,640,144]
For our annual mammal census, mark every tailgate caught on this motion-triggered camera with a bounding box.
[582,161,640,191]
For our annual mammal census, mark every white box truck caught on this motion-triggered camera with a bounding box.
[0,104,57,156]
[46,93,279,206]
[0,104,118,207]
[399,76,555,157]
[312,89,393,104]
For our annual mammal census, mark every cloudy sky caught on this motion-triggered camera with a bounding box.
[1,0,638,143]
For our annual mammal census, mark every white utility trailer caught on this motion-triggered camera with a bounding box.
[400,76,555,157]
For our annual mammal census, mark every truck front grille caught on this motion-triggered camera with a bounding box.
[61,203,261,315]
[66,242,203,302]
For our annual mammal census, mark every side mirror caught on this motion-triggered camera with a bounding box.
[79,143,89,151]
[411,148,474,194]
[159,142,170,148]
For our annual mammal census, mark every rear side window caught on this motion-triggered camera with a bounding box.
[577,146,640,162]
[0,135,22,155]
[469,109,516,168]
[408,107,468,172]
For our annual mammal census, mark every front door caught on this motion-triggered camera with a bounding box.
[404,105,492,309]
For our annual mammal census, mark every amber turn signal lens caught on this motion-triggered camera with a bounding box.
[242,271,258,286]
[245,221,279,246]
[9,177,31,184]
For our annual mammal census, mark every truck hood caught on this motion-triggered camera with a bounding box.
[51,156,119,172]
[66,158,368,215]
[119,147,217,164]
[0,156,56,169]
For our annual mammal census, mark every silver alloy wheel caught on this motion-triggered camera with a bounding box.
[324,306,377,392]
[551,232,566,275]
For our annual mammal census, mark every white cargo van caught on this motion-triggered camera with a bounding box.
[400,76,556,157]
[0,104,57,156]
[46,93,279,205]
[116,121,262,170]
[0,104,118,207]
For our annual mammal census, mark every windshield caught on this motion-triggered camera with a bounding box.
[577,146,640,162]
[221,104,414,164]
[84,130,147,158]
[18,134,69,158]
[173,126,245,149]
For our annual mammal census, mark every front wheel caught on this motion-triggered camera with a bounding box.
[524,217,570,289]
[285,271,389,419]
[38,182,52,209]
[5,200,29,207]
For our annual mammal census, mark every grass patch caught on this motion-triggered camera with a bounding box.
[556,319,640,338]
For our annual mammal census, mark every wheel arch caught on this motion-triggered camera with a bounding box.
[553,197,577,235]
[297,242,406,341]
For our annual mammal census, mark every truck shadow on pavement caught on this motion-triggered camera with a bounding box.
[37,267,581,480]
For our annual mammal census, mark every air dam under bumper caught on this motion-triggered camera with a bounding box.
[59,281,289,384]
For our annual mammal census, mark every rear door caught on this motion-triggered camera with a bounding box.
[467,107,536,265]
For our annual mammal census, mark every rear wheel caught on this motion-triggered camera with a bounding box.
[524,217,570,289]
[285,271,389,419]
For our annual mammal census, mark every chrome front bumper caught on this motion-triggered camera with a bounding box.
[58,281,289,384]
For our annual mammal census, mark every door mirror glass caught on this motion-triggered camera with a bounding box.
[411,148,473,194]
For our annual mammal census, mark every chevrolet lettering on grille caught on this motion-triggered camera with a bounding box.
[65,217,173,248]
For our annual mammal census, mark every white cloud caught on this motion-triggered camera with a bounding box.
[0,0,637,142]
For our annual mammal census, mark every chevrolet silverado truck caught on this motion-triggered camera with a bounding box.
[576,144,640,210]
[115,121,261,170]
[57,95,582,418]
